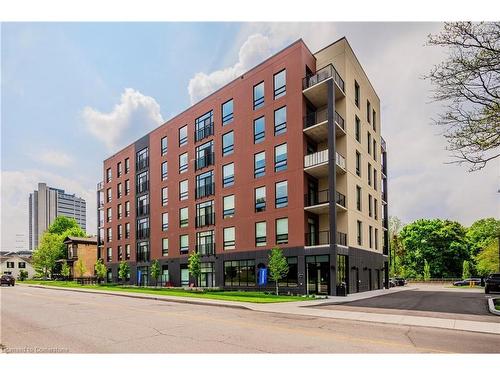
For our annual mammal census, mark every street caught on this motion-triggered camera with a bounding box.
[1,285,499,353]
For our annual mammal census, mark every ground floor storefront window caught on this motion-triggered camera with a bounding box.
[306,255,329,295]
[137,266,149,286]
[279,257,298,287]
[199,262,215,287]
[181,265,189,286]
[224,260,255,287]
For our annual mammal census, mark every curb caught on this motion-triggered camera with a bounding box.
[488,298,500,316]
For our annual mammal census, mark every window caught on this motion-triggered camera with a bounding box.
[117,246,123,262]
[355,116,361,143]
[137,194,149,216]
[136,148,149,170]
[254,151,265,178]
[195,170,215,199]
[179,152,188,173]
[179,207,188,228]
[372,109,376,131]
[375,228,379,250]
[179,125,188,146]
[195,140,214,170]
[195,111,214,142]
[253,116,265,144]
[179,234,189,254]
[117,225,122,240]
[18,261,26,269]
[253,81,264,109]
[222,131,234,156]
[125,158,130,173]
[368,163,372,186]
[107,227,112,242]
[374,170,378,191]
[274,106,286,135]
[125,222,130,239]
[196,200,215,227]
[117,183,122,198]
[137,171,148,193]
[162,212,169,231]
[356,185,362,211]
[125,201,130,217]
[222,163,234,187]
[125,179,130,195]
[137,217,149,239]
[137,241,150,262]
[6,262,14,268]
[274,143,287,172]
[255,186,266,212]
[374,198,378,220]
[255,221,266,247]
[224,260,256,287]
[161,136,168,155]
[107,247,112,262]
[357,220,363,246]
[179,180,188,200]
[373,139,377,161]
[196,231,215,256]
[367,100,371,123]
[162,161,168,180]
[275,181,288,208]
[106,188,112,202]
[368,194,373,217]
[354,81,360,107]
[279,257,298,287]
[125,244,130,260]
[367,132,372,155]
[223,227,236,250]
[162,187,168,206]
[162,238,169,256]
[273,69,286,99]
[222,99,234,125]
[369,225,373,248]
[223,195,235,218]
[276,218,288,244]
[106,168,112,183]
[117,162,122,177]
[117,204,122,219]
[356,151,361,177]
[107,207,112,222]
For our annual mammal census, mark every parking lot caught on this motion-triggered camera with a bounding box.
[318,286,499,322]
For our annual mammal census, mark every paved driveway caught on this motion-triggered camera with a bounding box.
[318,288,499,322]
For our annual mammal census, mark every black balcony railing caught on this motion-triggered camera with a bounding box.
[136,157,149,171]
[195,122,214,142]
[302,64,345,92]
[304,189,346,208]
[195,182,215,199]
[137,228,150,239]
[136,250,150,263]
[195,152,215,170]
[337,231,347,246]
[137,204,149,217]
[303,110,345,131]
[196,212,215,228]
[336,191,346,208]
[136,181,149,194]
[305,231,347,246]
[196,243,215,256]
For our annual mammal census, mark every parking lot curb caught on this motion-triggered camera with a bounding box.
[488,298,500,316]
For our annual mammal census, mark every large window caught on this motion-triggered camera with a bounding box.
[276,218,288,244]
[279,257,298,287]
[136,147,149,170]
[179,125,188,147]
[274,106,287,135]
[162,212,169,231]
[196,230,215,256]
[179,180,188,200]
[195,140,214,170]
[161,161,168,180]
[275,181,288,208]
[162,238,169,256]
[355,116,361,143]
[354,80,360,107]
[137,194,149,216]
[179,152,188,173]
[195,170,214,199]
[253,116,265,144]
[254,151,265,178]
[223,227,235,250]
[222,99,234,125]
[222,131,234,156]
[255,221,266,247]
[274,143,288,172]
[195,110,214,142]
[179,207,188,228]
[224,260,255,286]
[222,163,235,187]
[356,185,362,211]
[223,195,235,218]
[162,187,168,206]
[253,81,264,110]
[137,171,149,193]
[179,234,189,254]
[196,200,215,228]
[137,217,149,239]
[161,136,168,155]
[255,186,266,212]
[273,69,286,99]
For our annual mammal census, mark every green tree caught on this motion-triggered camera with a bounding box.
[75,259,87,277]
[118,261,130,283]
[389,216,405,276]
[150,259,161,287]
[18,270,28,281]
[268,247,289,295]
[423,259,431,281]
[462,260,471,279]
[94,259,107,283]
[399,219,469,278]
[187,252,200,287]
[466,218,500,256]
[61,260,71,279]
[32,232,63,278]
[475,238,500,275]
[47,216,80,235]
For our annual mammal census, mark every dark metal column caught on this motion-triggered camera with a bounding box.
[327,79,337,296]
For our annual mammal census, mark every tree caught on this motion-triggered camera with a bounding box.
[47,216,81,235]
[118,261,130,283]
[75,259,87,277]
[18,270,28,281]
[150,259,161,287]
[268,247,289,295]
[425,22,500,171]
[389,216,405,276]
[475,238,500,275]
[94,259,107,283]
[466,218,500,256]
[61,261,71,279]
[462,260,471,279]
[423,259,431,281]
[32,232,63,278]
[187,253,200,287]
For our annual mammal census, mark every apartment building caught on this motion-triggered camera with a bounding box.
[97,37,389,295]
[29,182,87,250]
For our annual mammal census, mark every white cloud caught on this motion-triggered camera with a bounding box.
[82,88,164,152]
[38,150,73,167]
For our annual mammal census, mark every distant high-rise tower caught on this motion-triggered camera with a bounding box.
[29,182,86,250]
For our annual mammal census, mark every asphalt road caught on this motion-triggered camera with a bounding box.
[1,285,499,353]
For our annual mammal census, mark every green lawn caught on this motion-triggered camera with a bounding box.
[18,280,311,303]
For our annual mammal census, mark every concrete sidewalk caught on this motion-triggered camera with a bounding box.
[23,284,500,335]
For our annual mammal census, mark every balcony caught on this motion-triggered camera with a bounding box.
[303,109,345,142]
[196,243,215,256]
[136,181,149,194]
[195,182,215,199]
[97,181,104,191]
[136,157,149,172]
[195,151,215,171]
[137,228,150,240]
[136,250,150,263]
[302,64,345,107]
[304,149,346,178]
[137,204,149,217]
[304,189,347,214]
[195,122,214,142]
[195,212,215,228]
[305,231,348,247]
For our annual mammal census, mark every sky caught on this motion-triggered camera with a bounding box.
[1,22,499,250]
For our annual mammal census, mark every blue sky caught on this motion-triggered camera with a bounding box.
[2,22,498,249]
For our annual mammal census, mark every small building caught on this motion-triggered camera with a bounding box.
[63,236,97,278]
[0,252,36,279]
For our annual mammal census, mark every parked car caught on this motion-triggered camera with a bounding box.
[485,273,500,294]
[453,278,481,286]
[389,279,396,288]
[1,274,16,286]
[393,277,407,286]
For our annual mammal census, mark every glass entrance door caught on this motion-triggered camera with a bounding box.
[306,255,330,295]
